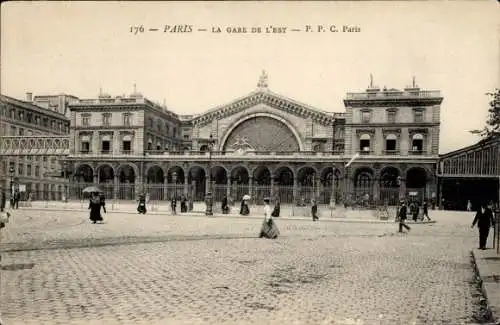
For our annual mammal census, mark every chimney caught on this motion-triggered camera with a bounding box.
[26,92,33,102]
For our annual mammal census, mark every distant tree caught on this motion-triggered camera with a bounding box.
[470,89,500,138]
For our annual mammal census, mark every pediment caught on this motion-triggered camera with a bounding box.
[192,90,335,126]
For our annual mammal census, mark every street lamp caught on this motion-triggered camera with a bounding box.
[205,134,216,216]
[63,161,68,203]
[9,166,15,204]
[329,167,336,209]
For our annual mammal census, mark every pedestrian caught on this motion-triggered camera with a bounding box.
[467,200,472,212]
[99,193,107,213]
[221,196,229,214]
[88,192,104,224]
[0,188,5,212]
[13,190,20,209]
[412,202,419,222]
[171,196,177,215]
[0,210,9,325]
[398,201,411,233]
[422,200,431,221]
[180,196,187,213]
[259,197,279,239]
[471,203,495,250]
[137,193,147,214]
[271,196,280,218]
[240,197,250,216]
[311,198,319,221]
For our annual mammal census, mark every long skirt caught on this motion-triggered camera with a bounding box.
[260,218,280,239]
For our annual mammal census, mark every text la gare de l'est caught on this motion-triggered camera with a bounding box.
[163,24,361,33]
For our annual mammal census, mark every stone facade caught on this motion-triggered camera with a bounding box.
[0,94,71,200]
[63,73,442,206]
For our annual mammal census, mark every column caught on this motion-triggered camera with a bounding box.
[438,178,443,210]
[93,174,98,184]
[172,172,178,198]
[293,177,298,204]
[330,172,336,206]
[184,174,189,197]
[399,177,406,200]
[164,177,168,200]
[226,178,231,198]
[270,176,275,198]
[113,131,119,155]
[113,175,119,200]
[315,178,320,199]
[249,177,253,197]
[372,177,380,205]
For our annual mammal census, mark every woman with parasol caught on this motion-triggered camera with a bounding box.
[240,194,250,216]
[83,186,105,224]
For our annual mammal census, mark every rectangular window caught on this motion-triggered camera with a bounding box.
[102,113,111,126]
[385,139,396,151]
[123,113,131,126]
[361,111,371,123]
[10,126,16,135]
[359,139,370,152]
[414,110,424,123]
[35,166,40,177]
[183,134,189,140]
[387,111,396,123]
[101,141,111,153]
[27,165,32,176]
[19,128,24,136]
[18,163,24,176]
[122,141,131,152]
[82,114,90,126]
[81,141,90,153]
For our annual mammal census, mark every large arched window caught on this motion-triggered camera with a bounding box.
[411,134,424,152]
[359,134,371,153]
[385,134,397,153]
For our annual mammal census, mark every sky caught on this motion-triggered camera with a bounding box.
[1,1,498,154]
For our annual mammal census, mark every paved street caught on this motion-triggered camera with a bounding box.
[0,209,487,325]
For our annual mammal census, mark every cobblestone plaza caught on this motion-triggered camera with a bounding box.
[0,209,485,325]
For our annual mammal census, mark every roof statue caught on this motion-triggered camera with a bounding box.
[412,76,418,88]
[257,70,269,89]
[369,74,374,88]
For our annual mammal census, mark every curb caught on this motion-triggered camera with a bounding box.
[17,206,438,225]
[470,250,498,323]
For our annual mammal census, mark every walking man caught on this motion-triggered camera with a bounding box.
[422,200,431,221]
[398,201,411,233]
[471,203,495,250]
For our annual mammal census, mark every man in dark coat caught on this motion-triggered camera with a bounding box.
[311,199,319,221]
[398,201,411,233]
[422,200,431,221]
[471,204,496,250]
[0,188,5,212]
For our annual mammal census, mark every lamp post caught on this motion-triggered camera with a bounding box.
[205,134,216,216]
[9,166,15,205]
[329,167,336,209]
[63,161,68,203]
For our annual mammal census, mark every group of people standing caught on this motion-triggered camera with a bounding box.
[0,188,20,212]
[136,194,190,215]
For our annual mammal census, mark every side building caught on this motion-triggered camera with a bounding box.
[0,93,71,200]
[65,74,443,206]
